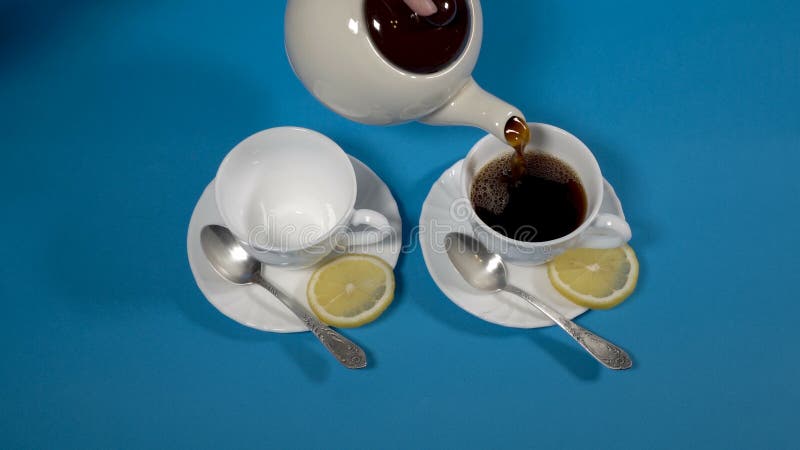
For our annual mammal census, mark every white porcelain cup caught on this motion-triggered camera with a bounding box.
[215,127,392,268]
[460,123,632,266]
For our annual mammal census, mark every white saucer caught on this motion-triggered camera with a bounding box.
[187,156,402,333]
[420,160,627,329]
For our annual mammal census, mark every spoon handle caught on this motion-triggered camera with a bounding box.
[504,285,632,370]
[255,277,367,369]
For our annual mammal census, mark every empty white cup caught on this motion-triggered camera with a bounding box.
[215,127,392,268]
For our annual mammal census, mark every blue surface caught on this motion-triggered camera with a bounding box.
[1,0,798,448]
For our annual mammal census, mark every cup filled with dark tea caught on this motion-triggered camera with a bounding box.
[459,122,631,265]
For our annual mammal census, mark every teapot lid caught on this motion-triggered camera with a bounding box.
[364,0,470,74]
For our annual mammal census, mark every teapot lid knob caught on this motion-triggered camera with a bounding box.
[423,0,458,26]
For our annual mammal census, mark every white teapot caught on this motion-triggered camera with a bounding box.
[285,0,525,141]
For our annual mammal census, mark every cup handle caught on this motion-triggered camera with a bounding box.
[345,209,393,247]
[578,213,632,249]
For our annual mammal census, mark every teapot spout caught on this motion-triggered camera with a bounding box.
[419,77,525,142]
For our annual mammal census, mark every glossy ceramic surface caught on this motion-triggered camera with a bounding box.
[284,0,524,140]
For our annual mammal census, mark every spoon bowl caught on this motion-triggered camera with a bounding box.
[200,225,261,285]
[445,232,507,292]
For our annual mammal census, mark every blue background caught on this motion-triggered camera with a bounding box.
[1,0,798,448]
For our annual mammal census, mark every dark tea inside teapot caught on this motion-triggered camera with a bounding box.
[365,0,470,74]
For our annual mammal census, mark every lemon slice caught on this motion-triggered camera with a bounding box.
[307,254,395,328]
[547,245,639,309]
